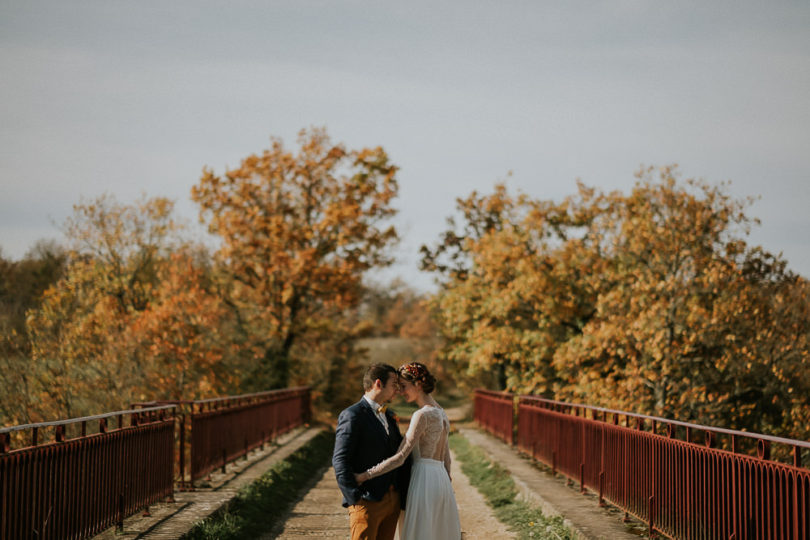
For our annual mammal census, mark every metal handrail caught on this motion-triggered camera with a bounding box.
[191,386,310,405]
[0,405,176,435]
[520,396,810,451]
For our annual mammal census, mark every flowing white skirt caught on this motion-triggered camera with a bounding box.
[400,457,461,540]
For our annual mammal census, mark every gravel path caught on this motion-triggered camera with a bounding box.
[270,449,512,539]
[270,403,513,538]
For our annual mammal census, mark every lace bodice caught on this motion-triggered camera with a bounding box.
[364,405,451,479]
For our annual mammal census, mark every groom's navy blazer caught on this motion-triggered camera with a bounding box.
[333,398,411,508]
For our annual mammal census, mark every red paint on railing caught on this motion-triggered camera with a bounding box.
[0,406,175,540]
[132,386,311,485]
[501,393,810,540]
[189,387,310,482]
[473,389,514,445]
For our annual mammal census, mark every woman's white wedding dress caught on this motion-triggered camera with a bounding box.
[364,405,461,540]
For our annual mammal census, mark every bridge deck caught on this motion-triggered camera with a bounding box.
[268,449,513,539]
[92,416,645,539]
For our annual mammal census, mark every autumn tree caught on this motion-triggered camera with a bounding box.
[128,251,237,401]
[423,167,810,438]
[191,128,399,390]
[20,195,235,421]
[0,243,66,425]
[421,183,604,392]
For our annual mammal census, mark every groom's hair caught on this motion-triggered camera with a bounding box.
[363,363,397,391]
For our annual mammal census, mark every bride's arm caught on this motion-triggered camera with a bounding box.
[355,411,425,483]
[443,442,452,480]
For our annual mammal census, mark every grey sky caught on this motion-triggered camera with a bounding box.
[2,1,808,291]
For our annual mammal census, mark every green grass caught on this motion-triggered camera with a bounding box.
[183,429,335,540]
[450,433,573,540]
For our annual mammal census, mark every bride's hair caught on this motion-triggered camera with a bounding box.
[398,362,436,394]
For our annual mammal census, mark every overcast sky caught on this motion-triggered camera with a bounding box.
[2,1,808,291]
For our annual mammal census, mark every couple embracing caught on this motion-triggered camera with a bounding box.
[332,362,461,540]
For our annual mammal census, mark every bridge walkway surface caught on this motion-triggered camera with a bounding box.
[267,447,512,539]
[94,413,645,539]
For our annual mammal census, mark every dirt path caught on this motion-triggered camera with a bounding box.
[269,403,512,538]
[269,451,512,539]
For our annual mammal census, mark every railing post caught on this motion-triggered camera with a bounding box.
[580,420,586,494]
[580,463,586,494]
[117,492,125,531]
[599,471,605,507]
[179,413,186,488]
[757,440,770,461]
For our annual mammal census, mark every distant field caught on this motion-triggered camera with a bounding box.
[356,337,424,366]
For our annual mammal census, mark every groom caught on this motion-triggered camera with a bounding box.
[333,363,411,540]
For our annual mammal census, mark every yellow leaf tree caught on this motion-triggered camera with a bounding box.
[191,128,399,389]
[424,167,810,438]
[24,196,235,419]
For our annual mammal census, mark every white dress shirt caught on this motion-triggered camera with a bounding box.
[363,395,389,435]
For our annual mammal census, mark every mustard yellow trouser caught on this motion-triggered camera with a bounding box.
[348,486,401,540]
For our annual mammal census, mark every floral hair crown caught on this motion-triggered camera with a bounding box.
[400,362,428,382]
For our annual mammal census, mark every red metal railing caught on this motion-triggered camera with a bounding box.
[189,386,310,482]
[473,389,514,444]
[133,386,311,484]
[0,405,175,540]
[513,395,810,540]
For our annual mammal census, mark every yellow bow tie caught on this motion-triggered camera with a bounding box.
[377,405,388,414]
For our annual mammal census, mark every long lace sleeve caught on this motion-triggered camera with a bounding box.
[365,410,426,480]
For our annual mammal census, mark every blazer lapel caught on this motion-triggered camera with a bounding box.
[362,399,390,439]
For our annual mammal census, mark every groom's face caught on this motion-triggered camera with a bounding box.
[378,372,399,403]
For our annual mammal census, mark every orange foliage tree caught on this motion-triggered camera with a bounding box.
[21,196,235,421]
[128,252,237,401]
[423,167,810,438]
[191,128,400,391]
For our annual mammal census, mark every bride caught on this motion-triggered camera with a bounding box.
[355,362,461,540]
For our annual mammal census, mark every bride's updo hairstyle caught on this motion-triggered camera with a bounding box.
[398,362,436,394]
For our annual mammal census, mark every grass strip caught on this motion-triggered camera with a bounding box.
[183,428,335,540]
[450,432,573,540]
